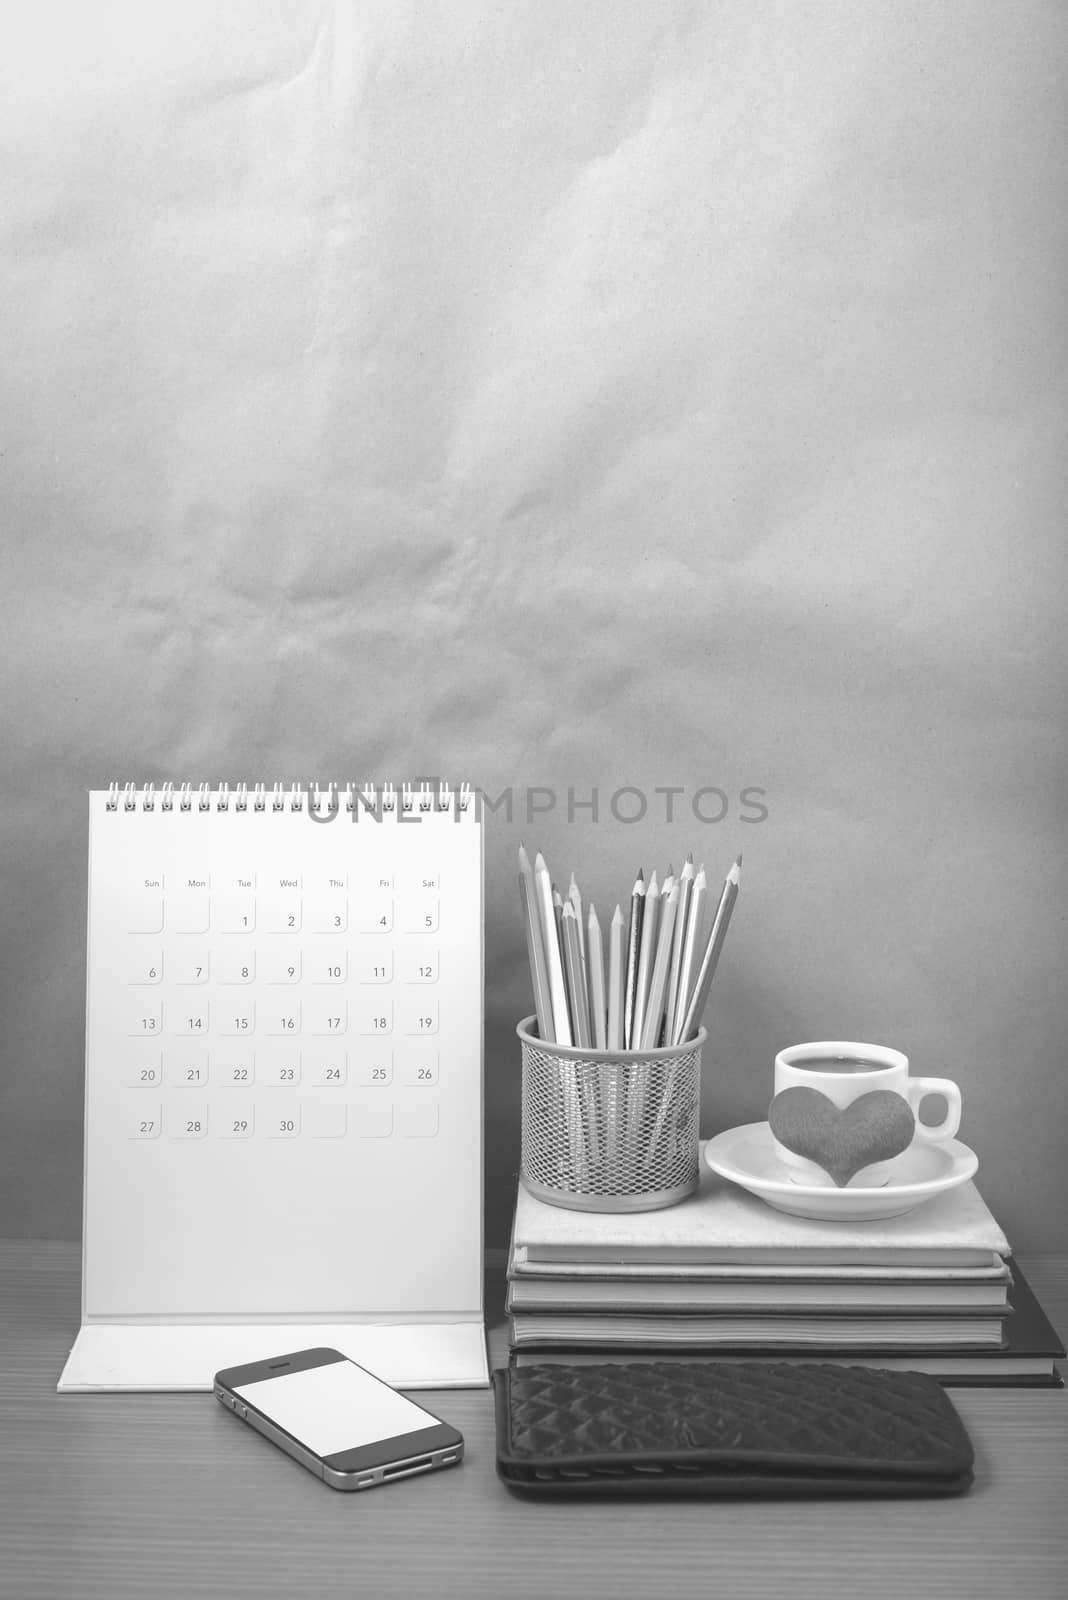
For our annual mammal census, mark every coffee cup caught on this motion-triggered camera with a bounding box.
[768,1040,962,1189]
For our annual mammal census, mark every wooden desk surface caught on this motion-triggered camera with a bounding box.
[1,1242,1065,1600]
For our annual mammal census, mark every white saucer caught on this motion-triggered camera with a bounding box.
[702,1123,979,1221]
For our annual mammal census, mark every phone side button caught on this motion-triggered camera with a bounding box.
[240,1405,248,1418]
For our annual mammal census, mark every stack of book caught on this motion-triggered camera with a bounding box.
[506,1172,1064,1386]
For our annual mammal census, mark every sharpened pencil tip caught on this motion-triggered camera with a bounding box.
[686,851,694,864]
[735,853,742,868]
[636,867,644,881]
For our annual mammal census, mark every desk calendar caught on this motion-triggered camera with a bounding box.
[58,783,487,1392]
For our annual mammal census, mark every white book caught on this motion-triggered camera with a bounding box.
[506,1274,1012,1313]
[509,1254,1012,1283]
[513,1167,1009,1269]
[508,1310,1006,1349]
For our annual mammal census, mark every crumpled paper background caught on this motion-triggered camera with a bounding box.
[1,2,1065,1247]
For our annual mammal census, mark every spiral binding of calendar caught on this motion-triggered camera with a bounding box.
[104,781,473,813]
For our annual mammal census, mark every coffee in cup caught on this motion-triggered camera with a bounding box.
[768,1040,962,1188]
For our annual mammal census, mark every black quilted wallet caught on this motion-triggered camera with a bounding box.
[494,1361,974,1497]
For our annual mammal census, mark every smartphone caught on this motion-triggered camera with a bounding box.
[214,1347,464,1492]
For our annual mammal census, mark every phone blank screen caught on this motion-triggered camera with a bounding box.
[234,1359,439,1458]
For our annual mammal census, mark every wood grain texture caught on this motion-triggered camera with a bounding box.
[0,1242,1064,1600]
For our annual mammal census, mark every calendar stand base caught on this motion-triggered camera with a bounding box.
[58,1320,489,1392]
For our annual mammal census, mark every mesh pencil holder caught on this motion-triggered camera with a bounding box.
[517,1017,705,1213]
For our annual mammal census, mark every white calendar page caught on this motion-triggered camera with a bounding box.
[61,784,485,1391]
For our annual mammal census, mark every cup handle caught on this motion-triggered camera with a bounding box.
[907,1077,962,1142]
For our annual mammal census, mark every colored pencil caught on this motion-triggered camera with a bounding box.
[534,853,572,1046]
[639,882,680,1049]
[622,870,645,1049]
[562,903,590,1048]
[630,871,660,1052]
[607,905,626,1050]
[677,855,741,1044]
[517,845,554,1041]
[664,855,694,1050]
[670,865,706,1045]
[568,873,586,965]
[587,903,607,1050]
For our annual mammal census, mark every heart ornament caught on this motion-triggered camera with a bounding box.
[768,1086,916,1188]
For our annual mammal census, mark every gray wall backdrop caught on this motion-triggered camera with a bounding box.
[1,2,1065,1250]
